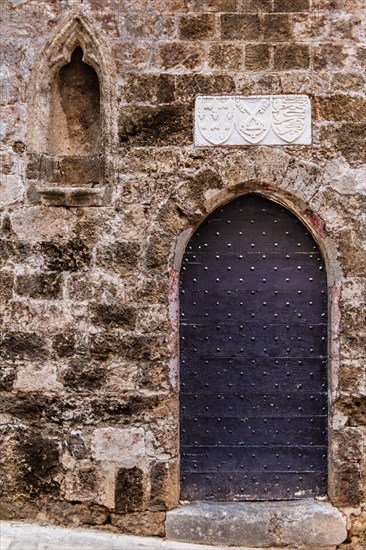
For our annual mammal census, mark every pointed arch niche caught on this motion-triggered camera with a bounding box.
[26,12,117,206]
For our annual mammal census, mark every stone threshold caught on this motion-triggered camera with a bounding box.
[165,499,347,548]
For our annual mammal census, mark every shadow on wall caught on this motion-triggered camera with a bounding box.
[46,45,101,187]
[49,46,100,159]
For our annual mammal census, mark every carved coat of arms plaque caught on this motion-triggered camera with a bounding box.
[195,95,311,146]
[196,97,235,145]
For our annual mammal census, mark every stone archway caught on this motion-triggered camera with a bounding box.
[166,189,346,548]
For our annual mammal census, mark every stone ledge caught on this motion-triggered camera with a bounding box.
[39,187,104,207]
[165,499,347,548]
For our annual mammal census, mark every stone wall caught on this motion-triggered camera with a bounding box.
[0,0,365,547]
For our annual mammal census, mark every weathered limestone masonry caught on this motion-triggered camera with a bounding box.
[0,0,365,548]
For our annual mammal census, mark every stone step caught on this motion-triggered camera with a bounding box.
[166,499,347,548]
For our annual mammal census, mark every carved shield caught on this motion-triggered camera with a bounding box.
[196,97,235,145]
[272,96,308,143]
[234,97,271,144]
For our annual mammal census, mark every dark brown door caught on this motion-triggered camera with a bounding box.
[179,194,328,501]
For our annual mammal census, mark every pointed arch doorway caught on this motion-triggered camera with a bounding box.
[179,194,328,501]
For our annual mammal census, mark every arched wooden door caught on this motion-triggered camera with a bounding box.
[179,194,328,501]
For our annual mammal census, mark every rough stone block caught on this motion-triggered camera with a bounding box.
[91,303,137,330]
[116,334,169,362]
[0,175,24,208]
[175,74,235,101]
[336,123,366,167]
[15,271,62,299]
[333,428,363,463]
[273,0,310,11]
[330,461,361,507]
[157,200,190,234]
[332,72,365,93]
[62,359,106,392]
[146,234,173,269]
[14,364,62,392]
[113,42,151,72]
[336,228,366,277]
[280,159,320,203]
[73,502,110,526]
[40,240,91,273]
[51,331,78,358]
[149,460,179,510]
[240,0,272,12]
[262,14,292,41]
[62,462,97,503]
[220,14,260,40]
[118,148,178,176]
[115,466,144,513]
[150,0,188,11]
[312,44,348,71]
[179,14,216,40]
[0,366,16,392]
[121,74,175,104]
[66,272,124,304]
[95,241,141,275]
[110,510,166,536]
[11,207,70,241]
[146,423,179,458]
[188,0,237,11]
[121,13,161,39]
[102,363,138,394]
[16,431,61,499]
[94,462,118,509]
[1,331,48,361]
[273,44,310,69]
[337,396,366,427]
[119,105,192,147]
[313,95,366,122]
[245,44,270,70]
[156,42,204,70]
[137,298,169,330]
[209,44,243,69]
[139,363,171,395]
[0,270,14,301]
[91,427,145,465]
[338,359,365,395]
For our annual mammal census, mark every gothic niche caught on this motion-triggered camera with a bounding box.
[28,48,105,207]
[26,13,116,206]
[38,45,103,204]
[49,46,100,158]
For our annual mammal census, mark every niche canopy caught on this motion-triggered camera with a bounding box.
[26,11,116,206]
[194,95,311,146]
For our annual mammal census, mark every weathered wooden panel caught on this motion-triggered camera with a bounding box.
[179,194,328,500]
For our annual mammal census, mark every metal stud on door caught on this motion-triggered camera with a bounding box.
[179,194,328,501]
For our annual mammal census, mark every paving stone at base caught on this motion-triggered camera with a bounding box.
[0,522,295,550]
[0,521,342,550]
